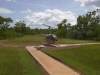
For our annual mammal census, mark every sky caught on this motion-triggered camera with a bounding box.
[0,0,100,29]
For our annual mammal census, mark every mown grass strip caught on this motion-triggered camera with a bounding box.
[19,48,45,75]
[44,45,100,75]
[0,46,22,75]
[0,46,44,75]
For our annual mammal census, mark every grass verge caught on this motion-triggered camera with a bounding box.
[44,45,100,75]
[0,46,44,75]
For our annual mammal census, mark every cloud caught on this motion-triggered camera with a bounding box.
[16,19,20,22]
[6,0,16,2]
[84,9,88,12]
[21,9,32,14]
[0,7,13,14]
[55,4,57,6]
[75,0,100,8]
[7,0,11,1]
[24,9,76,29]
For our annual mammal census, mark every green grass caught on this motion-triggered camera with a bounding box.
[2,35,99,45]
[5,35,45,45]
[0,46,44,75]
[0,35,100,75]
[58,38,99,44]
[44,45,100,75]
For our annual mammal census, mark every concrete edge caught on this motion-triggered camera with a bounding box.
[25,47,50,75]
[41,50,84,75]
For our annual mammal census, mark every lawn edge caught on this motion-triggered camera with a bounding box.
[25,47,50,75]
[41,50,84,75]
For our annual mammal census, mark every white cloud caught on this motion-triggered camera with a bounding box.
[84,9,88,12]
[21,9,32,14]
[6,0,16,2]
[75,0,100,8]
[55,4,57,6]
[16,19,19,22]
[0,7,13,14]
[7,0,11,1]
[24,9,76,29]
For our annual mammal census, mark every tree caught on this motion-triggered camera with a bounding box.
[14,21,27,36]
[57,19,67,29]
[0,17,13,31]
[72,9,100,40]
[0,16,13,39]
[55,19,71,38]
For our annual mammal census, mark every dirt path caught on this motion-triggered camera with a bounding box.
[26,46,80,75]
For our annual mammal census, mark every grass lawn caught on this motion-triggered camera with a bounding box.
[4,35,45,45]
[0,46,44,75]
[1,35,99,45]
[0,35,100,75]
[44,45,100,75]
[58,38,99,44]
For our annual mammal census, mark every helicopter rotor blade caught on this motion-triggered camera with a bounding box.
[43,24,50,27]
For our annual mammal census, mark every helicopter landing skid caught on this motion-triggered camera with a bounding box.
[35,44,55,50]
[35,43,60,50]
[43,43,59,47]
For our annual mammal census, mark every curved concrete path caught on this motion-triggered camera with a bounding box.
[26,46,80,75]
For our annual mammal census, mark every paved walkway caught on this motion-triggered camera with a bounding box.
[26,46,80,75]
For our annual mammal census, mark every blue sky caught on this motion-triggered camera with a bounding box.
[0,0,100,28]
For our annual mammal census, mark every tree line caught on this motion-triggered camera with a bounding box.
[0,9,100,41]
[0,16,56,39]
[56,9,100,41]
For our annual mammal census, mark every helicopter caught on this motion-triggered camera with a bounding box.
[42,24,58,45]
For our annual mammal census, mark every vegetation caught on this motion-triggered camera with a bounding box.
[44,45,100,75]
[0,16,56,40]
[0,9,100,41]
[55,19,71,38]
[0,34,99,75]
[55,9,100,40]
[71,9,100,40]
[6,35,45,45]
[0,46,44,75]
[1,35,98,45]
[58,38,99,44]
[0,9,100,75]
